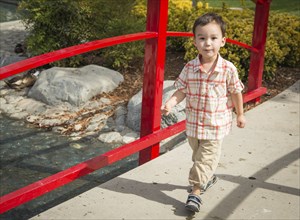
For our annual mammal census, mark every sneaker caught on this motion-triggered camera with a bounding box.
[187,175,219,194]
[185,194,202,212]
[201,175,218,193]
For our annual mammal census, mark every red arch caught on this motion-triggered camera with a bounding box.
[0,32,259,80]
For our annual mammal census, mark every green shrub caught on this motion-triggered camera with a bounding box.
[167,0,194,51]
[18,0,145,69]
[268,12,300,67]
[18,0,93,66]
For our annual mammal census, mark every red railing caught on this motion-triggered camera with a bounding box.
[0,121,186,214]
[0,32,158,80]
[166,31,260,53]
[0,0,271,214]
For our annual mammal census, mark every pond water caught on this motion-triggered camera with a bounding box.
[0,114,139,219]
[0,1,20,22]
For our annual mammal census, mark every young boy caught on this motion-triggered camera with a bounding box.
[161,13,246,212]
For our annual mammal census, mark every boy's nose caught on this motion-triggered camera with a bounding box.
[205,40,211,46]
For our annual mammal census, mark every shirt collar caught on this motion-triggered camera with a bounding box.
[193,54,223,74]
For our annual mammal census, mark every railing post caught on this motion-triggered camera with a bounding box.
[139,0,168,165]
[247,0,271,103]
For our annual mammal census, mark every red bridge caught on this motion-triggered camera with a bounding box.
[0,0,271,214]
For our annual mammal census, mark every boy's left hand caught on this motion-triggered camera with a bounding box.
[237,114,246,128]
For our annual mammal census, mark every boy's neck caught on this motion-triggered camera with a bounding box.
[199,54,218,74]
[199,54,218,65]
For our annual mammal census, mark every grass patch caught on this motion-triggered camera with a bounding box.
[269,0,299,16]
[203,0,299,16]
[203,0,253,9]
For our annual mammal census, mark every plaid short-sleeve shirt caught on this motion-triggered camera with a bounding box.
[174,54,244,140]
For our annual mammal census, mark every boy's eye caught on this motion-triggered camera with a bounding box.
[199,37,205,40]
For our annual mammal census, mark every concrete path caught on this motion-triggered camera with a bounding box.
[31,81,300,219]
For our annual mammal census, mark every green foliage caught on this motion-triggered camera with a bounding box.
[268,13,300,67]
[18,0,145,69]
[18,0,299,80]
[167,0,194,51]
[269,0,300,16]
[18,0,92,66]
[183,8,300,81]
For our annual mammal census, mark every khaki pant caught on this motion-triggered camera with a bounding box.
[188,137,223,187]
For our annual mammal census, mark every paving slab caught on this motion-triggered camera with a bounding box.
[31,81,300,220]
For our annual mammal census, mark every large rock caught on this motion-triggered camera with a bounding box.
[126,80,186,131]
[28,65,124,106]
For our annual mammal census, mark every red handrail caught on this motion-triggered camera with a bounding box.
[0,32,158,80]
[166,31,259,53]
[0,121,185,214]
[0,32,258,80]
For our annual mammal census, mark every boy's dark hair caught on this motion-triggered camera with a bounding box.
[192,13,226,37]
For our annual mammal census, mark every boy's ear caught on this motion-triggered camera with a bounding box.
[221,37,226,47]
[193,38,197,47]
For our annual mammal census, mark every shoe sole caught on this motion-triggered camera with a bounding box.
[185,204,200,212]
[185,194,202,212]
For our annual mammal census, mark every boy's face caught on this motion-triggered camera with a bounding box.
[193,21,226,62]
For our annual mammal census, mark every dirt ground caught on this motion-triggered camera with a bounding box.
[105,51,300,112]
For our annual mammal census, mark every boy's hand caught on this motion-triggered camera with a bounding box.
[237,114,246,128]
[161,90,185,116]
[161,104,171,116]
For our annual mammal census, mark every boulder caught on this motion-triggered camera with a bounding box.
[126,80,186,131]
[114,105,127,132]
[98,132,123,144]
[28,65,124,106]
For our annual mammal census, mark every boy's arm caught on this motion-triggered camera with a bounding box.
[231,92,246,128]
[161,90,186,115]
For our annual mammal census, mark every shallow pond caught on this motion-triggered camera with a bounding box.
[0,114,138,219]
[0,0,20,23]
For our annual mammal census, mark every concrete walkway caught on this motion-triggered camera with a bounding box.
[32,81,300,219]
